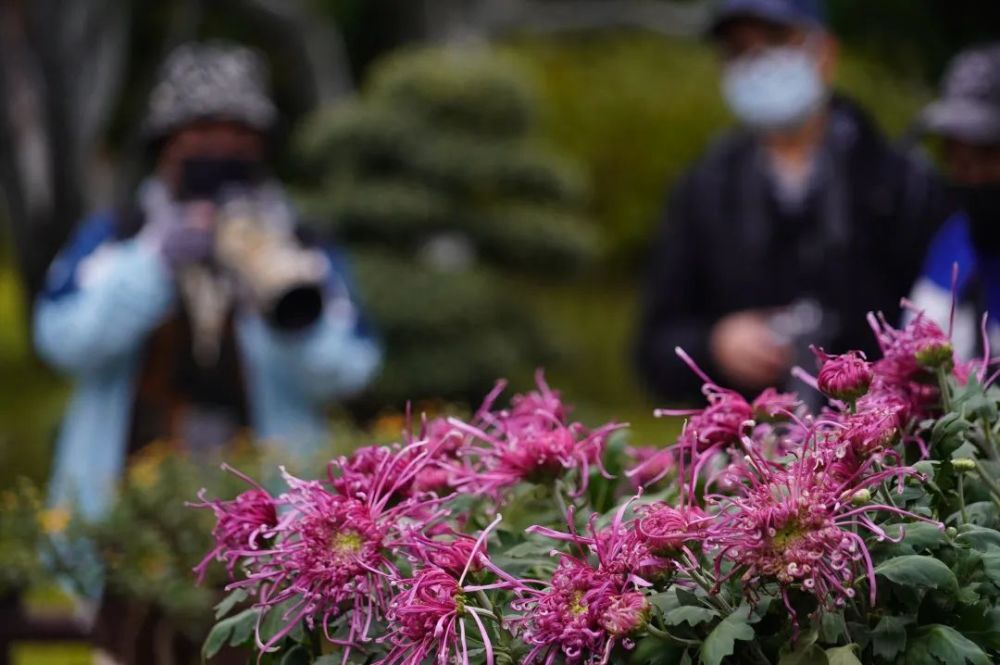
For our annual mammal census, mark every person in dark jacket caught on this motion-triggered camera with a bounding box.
[635,0,947,402]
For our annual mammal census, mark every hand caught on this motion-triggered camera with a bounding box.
[159,203,216,271]
[709,310,792,390]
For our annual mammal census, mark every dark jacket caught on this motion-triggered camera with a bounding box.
[636,96,949,402]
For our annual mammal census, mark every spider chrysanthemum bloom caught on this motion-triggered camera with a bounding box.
[377,516,513,665]
[191,465,278,582]
[815,349,873,403]
[518,558,649,665]
[233,445,445,654]
[516,501,656,664]
[709,439,935,623]
[451,373,622,498]
[634,503,709,558]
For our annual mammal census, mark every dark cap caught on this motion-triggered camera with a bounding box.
[142,41,277,144]
[922,44,1000,145]
[709,0,827,38]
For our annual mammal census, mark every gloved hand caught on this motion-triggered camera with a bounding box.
[159,202,216,271]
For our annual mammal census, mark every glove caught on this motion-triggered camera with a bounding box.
[159,203,216,271]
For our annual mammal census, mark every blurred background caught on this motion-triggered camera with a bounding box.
[8,0,1000,488]
[2,0,1000,662]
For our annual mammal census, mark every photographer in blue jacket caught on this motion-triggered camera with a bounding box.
[35,42,381,522]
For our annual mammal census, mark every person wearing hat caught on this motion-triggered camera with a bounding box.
[635,0,947,401]
[909,44,1000,358]
[34,42,382,524]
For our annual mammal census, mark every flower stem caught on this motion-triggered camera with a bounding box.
[646,623,700,646]
[982,419,1000,462]
[958,473,969,525]
[936,367,953,412]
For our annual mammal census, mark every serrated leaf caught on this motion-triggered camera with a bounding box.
[202,607,258,659]
[875,555,958,592]
[872,616,911,661]
[825,645,861,665]
[663,605,719,627]
[214,588,249,619]
[700,605,754,665]
[905,625,990,665]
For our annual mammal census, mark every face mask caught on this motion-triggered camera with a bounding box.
[721,46,827,131]
[955,183,1000,254]
[177,157,262,201]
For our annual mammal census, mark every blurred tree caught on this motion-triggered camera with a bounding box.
[295,46,598,409]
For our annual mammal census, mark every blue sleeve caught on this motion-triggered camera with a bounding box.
[34,215,175,374]
[920,212,977,293]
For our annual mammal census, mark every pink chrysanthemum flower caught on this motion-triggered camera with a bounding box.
[623,446,675,489]
[751,388,799,423]
[514,501,657,664]
[232,446,445,654]
[634,503,710,558]
[815,349,873,403]
[516,557,650,665]
[377,517,509,665]
[451,373,622,498]
[191,464,278,582]
[708,437,936,625]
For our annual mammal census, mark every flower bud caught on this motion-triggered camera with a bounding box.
[600,592,650,636]
[850,489,872,506]
[915,341,954,372]
[952,458,977,472]
[816,350,873,402]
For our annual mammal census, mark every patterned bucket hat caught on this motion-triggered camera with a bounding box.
[143,41,277,142]
[922,43,1000,145]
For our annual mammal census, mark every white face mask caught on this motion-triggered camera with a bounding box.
[721,45,827,131]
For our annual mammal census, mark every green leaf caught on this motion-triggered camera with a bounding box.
[820,613,848,644]
[980,550,1000,585]
[825,645,862,665]
[872,616,911,661]
[700,605,754,665]
[898,523,949,551]
[312,657,342,665]
[662,605,719,627]
[214,588,249,620]
[202,608,258,659]
[778,629,823,665]
[778,645,827,665]
[905,625,990,665]
[629,637,684,665]
[875,555,958,592]
[956,526,1000,551]
[501,540,553,558]
[279,646,311,665]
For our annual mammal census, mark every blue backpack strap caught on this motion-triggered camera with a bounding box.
[41,212,119,301]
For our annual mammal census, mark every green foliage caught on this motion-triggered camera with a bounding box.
[295,45,597,407]
[0,478,48,595]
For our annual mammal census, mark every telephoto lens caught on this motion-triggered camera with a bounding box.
[214,196,328,330]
